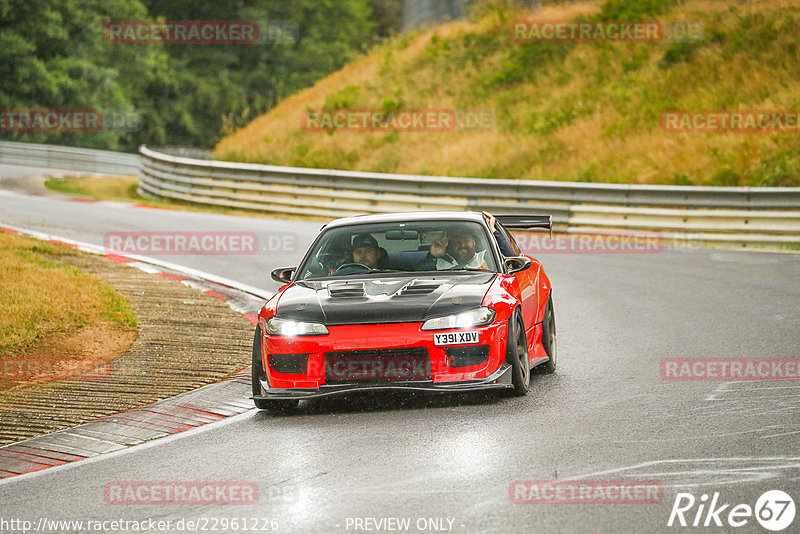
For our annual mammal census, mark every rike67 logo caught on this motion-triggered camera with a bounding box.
[668,490,796,531]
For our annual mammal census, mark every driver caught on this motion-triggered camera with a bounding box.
[351,233,388,270]
[427,228,488,270]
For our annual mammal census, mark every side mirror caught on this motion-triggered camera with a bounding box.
[271,267,296,284]
[504,256,532,275]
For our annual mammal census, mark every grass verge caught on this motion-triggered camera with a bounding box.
[44,175,327,221]
[0,231,137,357]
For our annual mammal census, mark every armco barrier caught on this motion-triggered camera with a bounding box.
[138,145,800,247]
[0,141,139,176]
[0,141,797,247]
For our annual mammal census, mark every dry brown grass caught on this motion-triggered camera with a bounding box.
[0,232,136,357]
[214,0,800,186]
[44,175,140,201]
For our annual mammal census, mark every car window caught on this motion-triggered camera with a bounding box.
[494,223,521,257]
[297,220,498,279]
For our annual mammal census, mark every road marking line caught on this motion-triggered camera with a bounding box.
[704,381,731,401]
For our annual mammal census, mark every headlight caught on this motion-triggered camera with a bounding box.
[421,307,496,330]
[266,316,329,336]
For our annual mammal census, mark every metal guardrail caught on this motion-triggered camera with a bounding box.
[138,145,800,247]
[0,141,796,247]
[0,141,139,176]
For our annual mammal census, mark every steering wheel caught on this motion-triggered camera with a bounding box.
[334,262,373,274]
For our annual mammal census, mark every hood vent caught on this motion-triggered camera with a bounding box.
[397,280,441,296]
[328,281,366,298]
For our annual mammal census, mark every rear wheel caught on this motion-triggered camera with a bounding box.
[534,295,556,374]
[251,326,299,412]
[506,309,530,396]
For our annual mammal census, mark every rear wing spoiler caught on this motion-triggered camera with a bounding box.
[493,215,552,238]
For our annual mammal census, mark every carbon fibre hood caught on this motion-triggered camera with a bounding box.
[275,273,496,326]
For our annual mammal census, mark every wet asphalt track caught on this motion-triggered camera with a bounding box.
[0,165,799,533]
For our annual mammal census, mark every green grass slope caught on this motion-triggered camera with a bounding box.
[215,0,800,186]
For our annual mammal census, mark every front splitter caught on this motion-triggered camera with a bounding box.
[253,363,514,400]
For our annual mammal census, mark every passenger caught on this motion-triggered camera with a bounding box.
[426,228,489,270]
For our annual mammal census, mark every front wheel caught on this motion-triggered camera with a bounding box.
[251,326,299,412]
[534,295,556,374]
[506,309,530,396]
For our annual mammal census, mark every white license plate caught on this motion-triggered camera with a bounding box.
[434,331,480,346]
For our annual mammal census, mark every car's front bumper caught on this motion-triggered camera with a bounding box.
[252,362,514,400]
[253,319,514,399]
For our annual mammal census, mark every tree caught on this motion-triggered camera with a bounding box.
[0,0,398,150]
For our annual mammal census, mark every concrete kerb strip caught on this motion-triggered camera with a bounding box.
[0,224,273,480]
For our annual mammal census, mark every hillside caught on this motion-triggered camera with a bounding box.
[214,0,800,187]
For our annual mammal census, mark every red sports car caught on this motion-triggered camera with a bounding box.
[252,211,556,412]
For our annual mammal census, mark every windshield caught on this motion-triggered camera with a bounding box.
[296,220,497,279]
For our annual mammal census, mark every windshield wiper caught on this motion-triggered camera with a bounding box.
[444,268,492,272]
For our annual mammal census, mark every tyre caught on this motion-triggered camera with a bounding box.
[251,326,299,412]
[534,295,556,374]
[506,309,530,396]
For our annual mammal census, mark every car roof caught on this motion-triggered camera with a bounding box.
[323,211,487,230]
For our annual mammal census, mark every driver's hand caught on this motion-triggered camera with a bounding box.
[430,236,448,258]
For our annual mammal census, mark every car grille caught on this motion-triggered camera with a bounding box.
[324,347,430,383]
[268,354,309,374]
[445,345,490,368]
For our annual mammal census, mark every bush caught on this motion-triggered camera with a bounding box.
[751,152,800,187]
[597,0,673,20]
[493,42,572,86]
[324,85,362,109]
[659,42,703,69]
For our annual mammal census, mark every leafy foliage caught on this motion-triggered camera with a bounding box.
[597,0,673,20]
[0,0,402,150]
